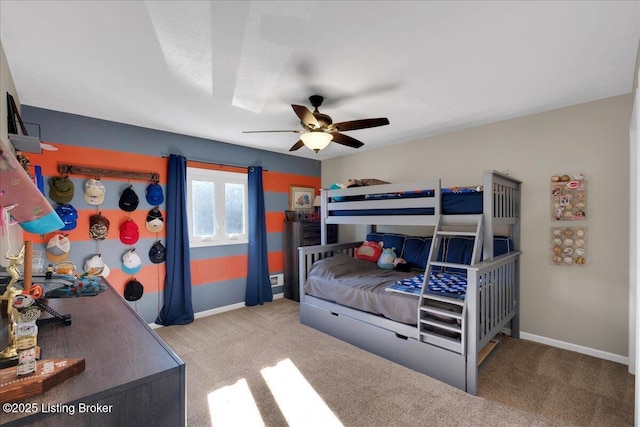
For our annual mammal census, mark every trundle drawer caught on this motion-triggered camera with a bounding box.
[301,301,467,391]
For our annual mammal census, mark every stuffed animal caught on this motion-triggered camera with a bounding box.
[330,183,346,201]
[393,257,411,272]
[346,178,390,187]
[377,247,397,270]
[355,241,382,262]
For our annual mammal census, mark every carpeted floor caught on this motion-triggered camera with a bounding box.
[156,298,634,426]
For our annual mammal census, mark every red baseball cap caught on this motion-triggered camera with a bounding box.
[119,219,139,245]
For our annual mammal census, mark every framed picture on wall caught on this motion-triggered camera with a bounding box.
[289,185,315,210]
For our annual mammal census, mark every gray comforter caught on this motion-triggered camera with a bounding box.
[303,253,420,325]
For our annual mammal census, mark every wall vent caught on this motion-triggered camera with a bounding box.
[269,273,284,287]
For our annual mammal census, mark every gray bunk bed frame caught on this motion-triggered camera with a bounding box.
[298,170,521,395]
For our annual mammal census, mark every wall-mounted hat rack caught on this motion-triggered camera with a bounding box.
[57,164,159,182]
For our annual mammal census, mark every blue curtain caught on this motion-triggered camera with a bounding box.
[246,166,273,306]
[156,154,194,325]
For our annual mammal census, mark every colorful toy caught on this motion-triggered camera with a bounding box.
[377,247,397,270]
[393,257,411,272]
[355,241,382,262]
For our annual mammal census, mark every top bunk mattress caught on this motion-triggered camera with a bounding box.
[328,188,483,216]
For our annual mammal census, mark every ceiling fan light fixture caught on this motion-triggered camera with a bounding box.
[300,131,332,152]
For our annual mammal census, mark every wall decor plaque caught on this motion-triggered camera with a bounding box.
[550,226,587,266]
[550,173,587,221]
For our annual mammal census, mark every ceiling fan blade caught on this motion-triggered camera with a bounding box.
[331,118,389,132]
[242,130,302,134]
[289,139,305,151]
[330,132,364,149]
[292,104,320,129]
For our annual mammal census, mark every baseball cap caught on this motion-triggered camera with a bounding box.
[119,186,139,212]
[146,183,164,206]
[121,249,142,275]
[84,179,106,205]
[89,213,110,240]
[120,219,140,245]
[84,254,111,278]
[124,279,144,301]
[46,234,70,263]
[49,176,74,204]
[55,204,78,231]
[149,241,166,264]
[145,208,164,233]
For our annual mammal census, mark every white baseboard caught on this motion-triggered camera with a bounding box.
[149,293,284,329]
[152,301,629,367]
[503,328,628,365]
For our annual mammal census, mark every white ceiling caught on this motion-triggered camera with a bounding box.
[1,1,639,160]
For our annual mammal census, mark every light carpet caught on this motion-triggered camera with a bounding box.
[156,298,633,426]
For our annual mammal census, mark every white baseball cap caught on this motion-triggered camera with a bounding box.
[84,179,106,205]
[121,249,142,275]
[46,234,70,262]
[84,254,111,278]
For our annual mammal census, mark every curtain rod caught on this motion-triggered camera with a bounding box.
[162,155,267,171]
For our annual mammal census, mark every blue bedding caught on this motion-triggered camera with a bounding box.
[386,271,468,300]
[329,190,483,216]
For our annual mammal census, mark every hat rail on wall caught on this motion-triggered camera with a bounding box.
[57,164,160,183]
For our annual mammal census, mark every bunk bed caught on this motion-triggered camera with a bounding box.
[298,170,521,395]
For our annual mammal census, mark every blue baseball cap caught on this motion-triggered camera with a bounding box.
[55,204,78,231]
[146,183,164,206]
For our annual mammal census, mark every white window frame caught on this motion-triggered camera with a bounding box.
[186,167,248,247]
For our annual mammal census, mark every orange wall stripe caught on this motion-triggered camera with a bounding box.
[191,251,283,286]
[25,209,167,243]
[268,251,283,272]
[105,250,283,294]
[27,142,168,184]
[107,264,166,296]
[263,171,321,193]
[191,255,247,285]
[26,208,281,242]
[266,211,285,233]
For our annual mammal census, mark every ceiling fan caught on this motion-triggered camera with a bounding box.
[243,95,390,152]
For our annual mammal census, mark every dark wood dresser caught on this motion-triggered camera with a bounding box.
[283,221,337,302]
[1,280,185,427]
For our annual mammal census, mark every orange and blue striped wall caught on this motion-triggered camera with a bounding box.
[22,106,321,323]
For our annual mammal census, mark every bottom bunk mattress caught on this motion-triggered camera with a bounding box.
[304,253,420,324]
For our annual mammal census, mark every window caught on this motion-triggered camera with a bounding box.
[186,167,248,247]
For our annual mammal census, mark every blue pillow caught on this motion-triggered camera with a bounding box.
[402,237,432,269]
[365,233,406,255]
[493,236,513,257]
[443,237,475,273]
[365,233,513,273]
[445,237,475,264]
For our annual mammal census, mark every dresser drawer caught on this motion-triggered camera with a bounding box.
[302,226,321,239]
[302,237,321,246]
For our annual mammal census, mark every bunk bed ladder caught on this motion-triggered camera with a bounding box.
[418,215,483,355]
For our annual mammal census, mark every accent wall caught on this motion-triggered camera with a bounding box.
[21,106,321,323]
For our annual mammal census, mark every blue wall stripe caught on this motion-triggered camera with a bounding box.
[189,232,283,261]
[33,236,165,273]
[264,192,289,211]
[191,278,246,313]
[23,106,321,177]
